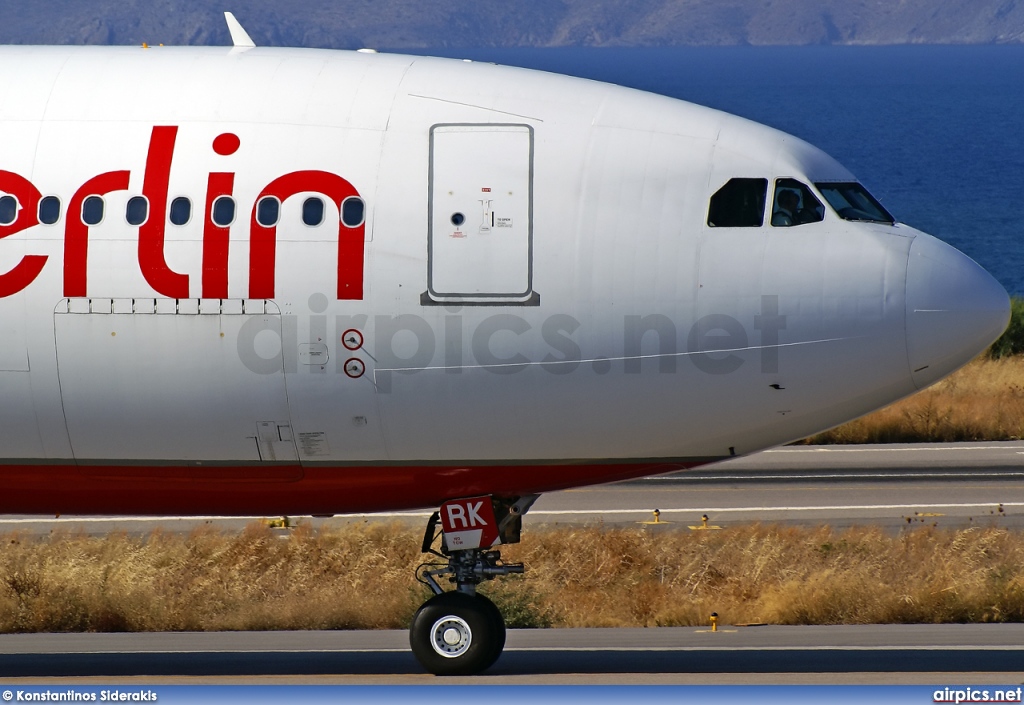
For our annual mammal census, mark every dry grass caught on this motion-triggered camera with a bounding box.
[0,522,428,633]
[3,522,1024,632]
[804,355,1024,443]
[492,523,1024,627]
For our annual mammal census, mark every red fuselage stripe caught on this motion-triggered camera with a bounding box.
[0,461,710,516]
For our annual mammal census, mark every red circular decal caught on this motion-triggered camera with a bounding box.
[344,358,366,379]
[213,133,240,156]
[342,329,364,351]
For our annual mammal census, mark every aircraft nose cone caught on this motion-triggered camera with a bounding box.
[906,233,1010,389]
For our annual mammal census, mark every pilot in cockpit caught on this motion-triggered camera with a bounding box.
[771,189,799,226]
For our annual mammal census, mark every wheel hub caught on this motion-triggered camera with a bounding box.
[430,615,472,657]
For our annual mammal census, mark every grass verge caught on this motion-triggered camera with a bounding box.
[3,522,1023,632]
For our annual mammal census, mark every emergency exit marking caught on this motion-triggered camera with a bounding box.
[481,187,491,192]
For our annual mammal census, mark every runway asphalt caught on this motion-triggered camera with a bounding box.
[1,626,1023,685]
[534,441,1024,529]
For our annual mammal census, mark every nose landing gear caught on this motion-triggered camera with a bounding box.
[409,494,537,676]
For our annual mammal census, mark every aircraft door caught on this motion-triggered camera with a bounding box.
[424,123,537,306]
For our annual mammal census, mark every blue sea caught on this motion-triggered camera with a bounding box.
[405,45,1024,296]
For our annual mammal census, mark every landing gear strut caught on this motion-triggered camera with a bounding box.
[410,494,537,675]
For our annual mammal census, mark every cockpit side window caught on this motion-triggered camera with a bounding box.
[707,178,768,228]
[771,179,825,227]
[815,182,895,224]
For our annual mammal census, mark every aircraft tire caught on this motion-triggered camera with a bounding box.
[410,591,505,675]
[476,592,507,658]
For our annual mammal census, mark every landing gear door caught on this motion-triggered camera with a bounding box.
[425,123,538,306]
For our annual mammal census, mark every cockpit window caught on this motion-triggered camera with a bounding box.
[815,182,894,224]
[707,178,767,228]
[772,179,824,227]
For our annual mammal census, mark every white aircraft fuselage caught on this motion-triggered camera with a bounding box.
[0,45,1010,516]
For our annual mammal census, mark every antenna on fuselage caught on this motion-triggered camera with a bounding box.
[224,12,256,48]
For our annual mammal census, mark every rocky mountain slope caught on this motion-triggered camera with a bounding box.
[1,0,1023,47]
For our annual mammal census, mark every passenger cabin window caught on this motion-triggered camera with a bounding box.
[707,178,767,227]
[211,196,235,227]
[126,196,149,226]
[342,197,365,227]
[302,197,325,226]
[0,195,16,226]
[169,197,191,226]
[82,196,105,226]
[39,196,61,225]
[256,197,280,227]
[771,179,825,227]
[815,182,894,224]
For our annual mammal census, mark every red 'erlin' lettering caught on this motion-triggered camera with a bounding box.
[0,171,47,298]
[202,172,234,299]
[249,171,365,300]
[139,126,189,298]
[63,171,130,298]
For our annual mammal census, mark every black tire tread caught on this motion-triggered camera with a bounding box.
[409,591,505,676]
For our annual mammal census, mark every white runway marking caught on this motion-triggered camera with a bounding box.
[527,503,1024,515]
[0,512,430,522]
[19,645,1024,655]
[0,512,432,525]
[768,446,1024,453]
[507,645,1024,652]
[650,472,1024,481]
